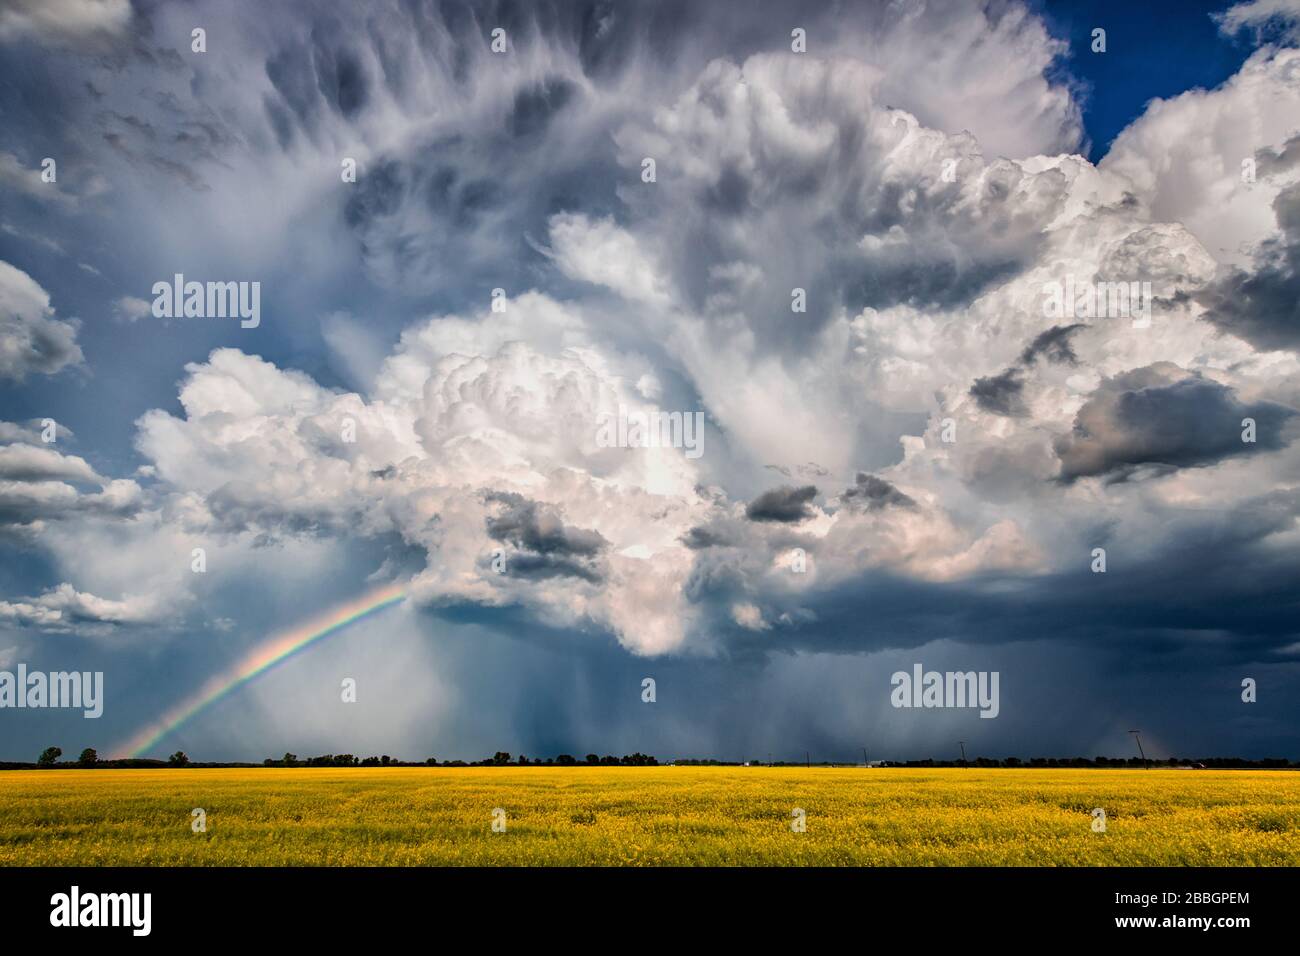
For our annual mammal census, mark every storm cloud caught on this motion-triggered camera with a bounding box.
[1054,364,1295,481]
[745,485,819,523]
[1198,180,1300,351]
[2,0,1299,762]
[840,473,916,512]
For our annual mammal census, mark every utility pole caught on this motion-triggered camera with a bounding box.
[959,741,967,766]
[1129,730,1148,770]
[862,746,869,767]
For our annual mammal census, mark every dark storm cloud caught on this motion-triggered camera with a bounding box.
[680,525,731,550]
[265,44,324,134]
[416,159,504,229]
[1020,323,1085,365]
[970,367,1027,417]
[726,485,1300,662]
[484,491,608,579]
[312,39,370,118]
[504,552,603,583]
[0,0,1084,307]
[1255,133,1300,177]
[508,76,577,138]
[264,20,371,134]
[1198,180,1300,351]
[972,324,1085,417]
[840,473,915,512]
[253,0,715,292]
[745,485,818,523]
[839,163,1063,314]
[343,158,405,226]
[1054,364,1296,482]
[640,150,1065,359]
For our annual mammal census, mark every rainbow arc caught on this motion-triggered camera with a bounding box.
[116,582,407,758]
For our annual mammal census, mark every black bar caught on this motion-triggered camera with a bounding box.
[3,866,1292,941]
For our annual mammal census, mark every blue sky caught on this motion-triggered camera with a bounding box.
[1,0,1298,764]
[1037,0,1259,160]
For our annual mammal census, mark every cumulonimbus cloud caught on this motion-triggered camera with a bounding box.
[1,0,1298,678]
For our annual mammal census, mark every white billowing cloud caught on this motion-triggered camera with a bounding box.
[0,443,98,483]
[36,582,165,626]
[843,0,1083,158]
[130,297,713,654]
[135,349,420,536]
[0,583,165,631]
[0,600,63,628]
[574,51,1289,494]
[0,421,57,445]
[547,214,672,307]
[0,477,141,534]
[1101,47,1300,267]
[399,339,708,654]
[374,292,593,404]
[0,261,83,382]
[0,428,142,537]
[593,55,1035,471]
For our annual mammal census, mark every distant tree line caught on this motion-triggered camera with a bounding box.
[5,747,1297,770]
[879,756,1298,769]
[261,751,661,767]
[0,747,235,770]
[747,756,1299,769]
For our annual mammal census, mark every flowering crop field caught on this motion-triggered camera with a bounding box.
[1,767,1296,866]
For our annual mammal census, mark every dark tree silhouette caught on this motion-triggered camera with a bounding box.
[78,748,98,765]
[168,751,190,766]
[38,746,61,766]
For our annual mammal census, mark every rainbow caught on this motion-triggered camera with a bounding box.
[116,581,407,758]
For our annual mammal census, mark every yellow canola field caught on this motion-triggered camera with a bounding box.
[1,767,1296,866]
